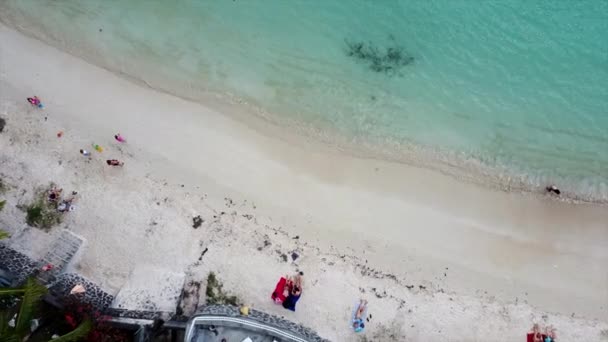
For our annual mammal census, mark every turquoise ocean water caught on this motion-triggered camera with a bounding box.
[1,0,607,201]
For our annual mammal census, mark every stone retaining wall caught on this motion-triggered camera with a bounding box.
[48,273,114,310]
[1,243,329,341]
[195,305,331,342]
[0,242,114,310]
[0,243,38,286]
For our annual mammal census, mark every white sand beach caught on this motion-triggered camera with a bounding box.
[1,24,607,341]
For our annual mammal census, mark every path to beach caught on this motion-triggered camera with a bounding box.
[1,24,607,341]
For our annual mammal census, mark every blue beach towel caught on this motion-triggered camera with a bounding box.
[282,293,301,311]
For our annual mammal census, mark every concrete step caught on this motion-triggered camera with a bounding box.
[111,266,185,317]
[37,229,84,284]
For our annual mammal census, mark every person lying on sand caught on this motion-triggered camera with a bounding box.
[106,159,124,166]
[352,299,368,332]
[546,185,560,195]
[80,149,90,157]
[26,96,43,108]
[114,133,126,143]
[57,197,75,213]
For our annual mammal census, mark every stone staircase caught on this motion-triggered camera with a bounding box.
[36,229,84,285]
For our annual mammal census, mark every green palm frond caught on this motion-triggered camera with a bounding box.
[48,319,92,342]
[14,278,47,336]
[0,288,25,297]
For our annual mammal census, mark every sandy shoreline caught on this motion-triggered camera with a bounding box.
[1,2,605,205]
[1,23,607,341]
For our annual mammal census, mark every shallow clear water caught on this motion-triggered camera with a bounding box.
[1,0,607,200]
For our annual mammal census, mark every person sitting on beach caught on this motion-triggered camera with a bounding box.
[114,133,126,143]
[80,149,90,157]
[546,185,560,195]
[283,271,304,297]
[544,326,556,342]
[352,299,368,332]
[106,159,124,167]
[282,285,302,312]
[57,197,75,213]
[48,187,62,202]
[294,271,304,289]
[528,323,543,342]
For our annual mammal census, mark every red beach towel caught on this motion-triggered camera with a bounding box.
[271,277,288,304]
[527,333,548,342]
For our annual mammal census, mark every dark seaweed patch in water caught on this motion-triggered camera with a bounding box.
[345,38,414,76]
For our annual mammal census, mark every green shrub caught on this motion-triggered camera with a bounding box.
[0,200,5,211]
[26,205,43,225]
[205,272,239,306]
[21,187,62,230]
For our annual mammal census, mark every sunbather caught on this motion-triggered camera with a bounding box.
[352,299,368,332]
[106,159,124,166]
[528,324,543,342]
[57,197,75,213]
[546,185,560,195]
[282,285,301,311]
[544,326,556,342]
[114,133,126,143]
[27,96,43,108]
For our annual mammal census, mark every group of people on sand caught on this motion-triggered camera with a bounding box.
[81,134,127,167]
[27,96,127,167]
[528,323,557,342]
[271,272,369,333]
[271,271,304,312]
[30,95,563,339]
[48,186,77,213]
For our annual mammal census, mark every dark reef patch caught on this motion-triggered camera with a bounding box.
[345,36,414,76]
